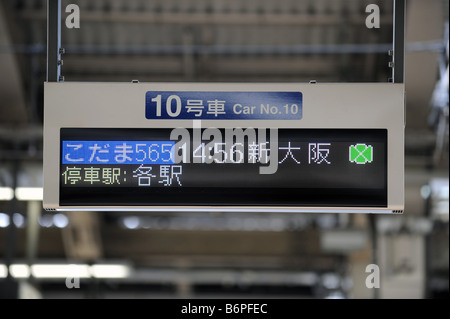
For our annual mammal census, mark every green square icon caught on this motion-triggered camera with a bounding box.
[349,144,373,164]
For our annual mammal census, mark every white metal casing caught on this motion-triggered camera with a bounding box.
[43,82,405,213]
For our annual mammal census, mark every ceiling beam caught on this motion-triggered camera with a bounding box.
[20,11,394,26]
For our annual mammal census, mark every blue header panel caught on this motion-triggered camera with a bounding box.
[145,91,303,120]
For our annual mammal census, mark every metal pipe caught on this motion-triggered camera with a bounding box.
[5,159,19,280]
[393,0,406,83]
[47,0,61,82]
[369,214,379,299]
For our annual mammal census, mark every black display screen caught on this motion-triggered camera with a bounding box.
[60,128,387,207]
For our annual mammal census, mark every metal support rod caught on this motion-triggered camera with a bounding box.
[423,186,432,299]
[369,214,379,299]
[47,0,61,82]
[30,54,39,123]
[393,0,406,83]
[5,159,19,280]
[26,202,41,270]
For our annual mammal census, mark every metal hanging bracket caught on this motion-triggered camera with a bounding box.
[392,0,406,84]
[47,0,62,82]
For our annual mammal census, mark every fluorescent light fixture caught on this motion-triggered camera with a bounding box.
[0,213,10,228]
[31,264,90,279]
[0,264,31,278]
[430,178,450,200]
[0,187,14,201]
[90,264,130,279]
[0,265,6,278]
[10,264,31,278]
[38,214,53,228]
[13,213,25,228]
[122,216,140,229]
[53,214,69,228]
[15,187,43,201]
[0,263,130,279]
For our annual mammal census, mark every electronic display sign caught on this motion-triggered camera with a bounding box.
[44,82,404,213]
